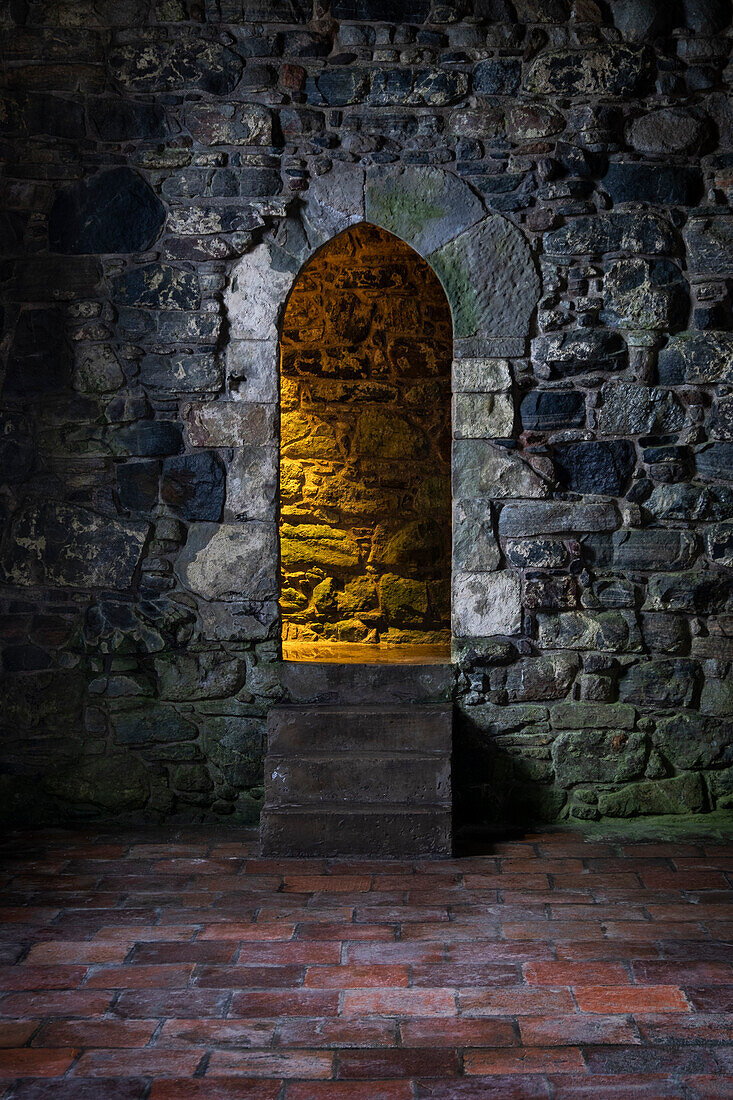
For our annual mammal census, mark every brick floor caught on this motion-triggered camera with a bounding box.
[0,829,731,1099]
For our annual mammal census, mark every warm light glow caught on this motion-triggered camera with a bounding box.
[279,223,452,663]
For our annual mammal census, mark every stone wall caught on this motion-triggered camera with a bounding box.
[0,0,731,829]
[280,222,452,653]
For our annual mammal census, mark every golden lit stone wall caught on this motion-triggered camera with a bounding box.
[279,223,452,658]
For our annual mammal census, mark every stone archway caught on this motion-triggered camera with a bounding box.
[223,163,544,650]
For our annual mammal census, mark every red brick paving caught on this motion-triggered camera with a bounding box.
[0,829,731,1098]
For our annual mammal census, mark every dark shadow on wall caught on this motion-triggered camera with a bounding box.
[452,706,567,843]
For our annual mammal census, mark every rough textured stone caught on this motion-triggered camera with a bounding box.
[598,773,705,817]
[553,729,647,786]
[453,500,500,572]
[140,353,223,394]
[554,441,635,496]
[453,440,549,500]
[603,259,688,331]
[538,611,642,652]
[474,58,521,96]
[429,215,540,339]
[161,452,225,522]
[520,391,585,432]
[108,33,243,93]
[454,392,514,439]
[620,659,699,708]
[628,108,707,155]
[657,331,733,385]
[175,522,277,601]
[705,523,733,569]
[544,212,675,257]
[531,331,626,378]
[365,166,485,257]
[653,712,731,770]
[452,572,522,637]
[112,264,200,310]
[695,443,733,482]
[505,654,580,702]
[1,504,148,590]
[523,45,646,97]
[498,501,618,537]
[453,359,511,393]
[49,168,166,254]
[184,403,274,448]
[598,384,684,435]
[46,753,149,811]
[612,529,698,572]
[603,164,703,206]
[683,216,733,277]
[186,102,271,146]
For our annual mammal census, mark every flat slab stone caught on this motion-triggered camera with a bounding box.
[365,165,485,256]
[429,215,540,339]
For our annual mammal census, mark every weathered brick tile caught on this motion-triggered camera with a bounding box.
[459,988,574,1017]
[114,989,230,1019]
[519,1014,639,1046]
[297,923,395,942]
[342,988,456,1017]
[285,1083,413,1099]
[129,943,236,964]
[0,965,87,990]
[555,940,661,961]
[575,986,688,1013]
[414,1077,550,1098]
[152,1077,282,1098]
[151,859,245,877]
[410,962,519,987]
[464,1047,585,1074]
[234,943,340,966]
[72,1049,203,1076]
[33,1019,157,1048]
[94,925,198,942]
[400,922,501,941]
[303,965,408,988]
[194,965,303,988]
[0,990,113,1017]
[345,942,444,965]
[523,961,630,986]
[9,1076,151,1098]
[25,942,129,964]
[283,877,372,894]
[603,920,710,940]
[208,1049,333,1077]
[582,1044,718,1074]
[0,1047,77,1077]
[501,922,605,941]
[199,923,296,941]
[86,964,194,988]
[640,871,729,890]
[277,1017,398,1048]
[632,960,733,985]
[336,1047,459,1078]
[371,875,457,893]
[258,908,354,924]
[230,991,340,1018]
[400,1017,517,1047]
[354,907,449,924]
[633,1011,733,1043]
[0,1020,39,1047]
[245,859,327,875]
[157,1019,276,1047]
[466,874,550,891]
[446,942,555,964]
[547,1075,684,1098]
[685,1077,733,1099]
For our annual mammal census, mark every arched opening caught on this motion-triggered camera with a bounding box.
[278,222,453,664]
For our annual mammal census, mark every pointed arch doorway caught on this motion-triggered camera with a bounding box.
[278,222,453,664]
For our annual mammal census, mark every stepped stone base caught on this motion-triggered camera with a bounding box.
[260,703,452,858]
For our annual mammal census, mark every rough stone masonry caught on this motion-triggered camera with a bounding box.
[0,0,731,831]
